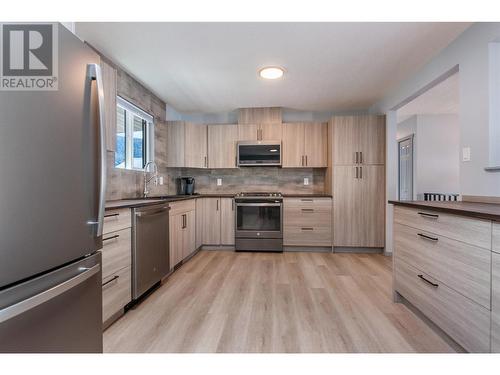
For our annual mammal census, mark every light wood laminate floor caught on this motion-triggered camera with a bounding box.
[104,251,454,353]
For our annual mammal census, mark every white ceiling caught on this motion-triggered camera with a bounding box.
[397,72,459,122]
[75,22,470,113]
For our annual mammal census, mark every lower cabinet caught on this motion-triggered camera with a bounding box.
[101,209,132,326]
[492,251,500,352]
[284,197,332,247]
[169,200,196,269]
[196,197,235,247]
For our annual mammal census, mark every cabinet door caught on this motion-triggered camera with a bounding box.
[359,115,385,165]
[208,124,238,168]
[260,122,282,141]
[359,165,385,247]
[169,213,183,268]
[182,211,196,259]
[238,124,259,141]
[195,199,203,249]
[220,198,235,245]
[185,123,208,168]
[282,123,305,167]
[304,122,327,167]
[101,60,117,152]
[202,198,221,245]
[166,122,185,167]
[333,166,362,247]
[331,116,360,165]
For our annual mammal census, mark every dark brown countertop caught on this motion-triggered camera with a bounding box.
[389,200,500,221]
[105,194,235,210]
[283,194,332,198]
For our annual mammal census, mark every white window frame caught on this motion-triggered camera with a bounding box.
[116,96,155,171]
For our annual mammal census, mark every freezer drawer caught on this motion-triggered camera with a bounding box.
[0,253,102,353]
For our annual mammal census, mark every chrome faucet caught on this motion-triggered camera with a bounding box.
[143,161,158,198]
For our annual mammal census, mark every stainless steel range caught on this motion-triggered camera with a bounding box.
[235,192,283,252]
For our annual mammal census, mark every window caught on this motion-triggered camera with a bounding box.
[115,96,154,170]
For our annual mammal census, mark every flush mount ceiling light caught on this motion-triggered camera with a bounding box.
[259,66,284,80]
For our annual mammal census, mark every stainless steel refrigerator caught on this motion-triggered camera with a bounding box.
[0,23,106,352]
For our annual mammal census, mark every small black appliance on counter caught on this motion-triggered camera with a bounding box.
[177,177,196,195]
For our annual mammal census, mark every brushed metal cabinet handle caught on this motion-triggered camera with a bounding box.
[104,213,119,218]
[102,275,119,287]
[418,212,439,219]
[103,234,119,242]
[359,166,362,179]
[301,227,314,231]
[360,151,363,164]
[305,155,308,166]
[301,208,314,212]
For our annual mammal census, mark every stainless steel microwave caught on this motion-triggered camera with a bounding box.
[237,141,281,167]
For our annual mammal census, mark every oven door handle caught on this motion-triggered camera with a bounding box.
[236,203,282,207]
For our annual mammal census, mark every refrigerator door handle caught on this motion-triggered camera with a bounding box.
[0,264,100,324]
[86,63,107,237]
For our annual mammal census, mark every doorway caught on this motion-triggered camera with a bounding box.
[398,135,414,201]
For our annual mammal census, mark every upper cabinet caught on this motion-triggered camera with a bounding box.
[208,124,238,168]
[331,115,385,165]
[166,121,208,168]
[101,59,117,152]
[238,107,282,141]
[282,122,327,167]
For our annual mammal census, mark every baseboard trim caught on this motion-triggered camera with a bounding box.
[200,245,235,251]
[334,247,383,254]
[394,291,466,353]
[284,246,332,253]
[462,195,500,204]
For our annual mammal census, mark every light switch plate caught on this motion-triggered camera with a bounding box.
[462,147,471,162]
[304,177,309,186]
[158,176,164,185]
[217,178,222,186]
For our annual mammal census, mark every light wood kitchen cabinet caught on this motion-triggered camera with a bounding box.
[169,200,196,268]
[101,59,117,152]
[208,124,238,168]
[329,115,385,248]
[493,222,500,254]
[330,115,385,166]
[284,197,332,247]
[492,251,500,352]
[195,199,203,250]
[238,123,282,141]
[102,208,132,326]
[200,198,221,245]
[220,198,235,245]
[282,122,327,167]
[166,121,208,168]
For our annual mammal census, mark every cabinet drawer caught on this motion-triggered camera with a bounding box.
[103,208,131,234]
[394,223,490,308]
[284,226,332,246]
[493,222,500,254]
[284,207,331,228]
[394,206,491,249]
[169,199,196,216]
[102,265,131,323]
[101,228,131,279]
[492,252,500,352]
[394,259,490,352]
[284,197,332,209]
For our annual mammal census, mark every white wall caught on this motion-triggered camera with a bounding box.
[414,114,460,197]
[397,115,417,139]
[372,23,500,198]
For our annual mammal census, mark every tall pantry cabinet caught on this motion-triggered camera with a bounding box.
[328,115,386,249]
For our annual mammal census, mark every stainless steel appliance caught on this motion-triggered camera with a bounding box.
[177,176,196,195]
[0,24,105,352]
[132,203,170,300]
[237,141,281,166]
[235,192,283,252]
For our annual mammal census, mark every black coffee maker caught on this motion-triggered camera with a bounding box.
[177,177,195,195]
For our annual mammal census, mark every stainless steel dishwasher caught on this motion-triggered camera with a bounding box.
[132,203,170,300]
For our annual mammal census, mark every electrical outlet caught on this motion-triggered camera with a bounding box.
[217,178,222,186]
[158,176,164,185]
[303,177,309,186]
[462,147,471,162]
